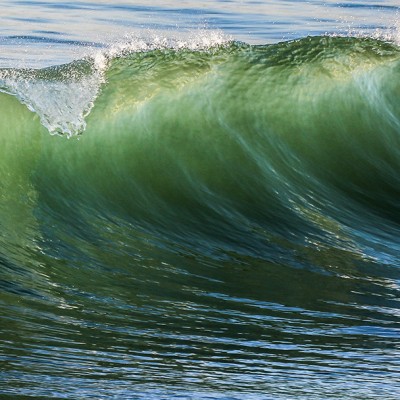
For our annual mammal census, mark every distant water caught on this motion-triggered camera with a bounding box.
[1,1,400,399]
[1,0,399,67]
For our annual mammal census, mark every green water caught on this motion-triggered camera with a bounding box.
[1,36,400,399]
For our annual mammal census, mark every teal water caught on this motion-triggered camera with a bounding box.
[1,2,400,399]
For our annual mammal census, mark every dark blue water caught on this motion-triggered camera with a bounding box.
[1,2,400,399]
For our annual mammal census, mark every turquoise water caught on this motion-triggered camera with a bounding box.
[1,2,400,399]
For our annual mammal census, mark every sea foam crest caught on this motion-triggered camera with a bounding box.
[103,28,231,57]
[0,29,231,137]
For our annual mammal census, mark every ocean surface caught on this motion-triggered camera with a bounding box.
[1,1,400,399]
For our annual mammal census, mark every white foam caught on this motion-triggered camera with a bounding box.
[0,64,104,137]
[90,28,231,61]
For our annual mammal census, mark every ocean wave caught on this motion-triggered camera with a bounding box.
[1,34,400,399]
[0,36,400,270]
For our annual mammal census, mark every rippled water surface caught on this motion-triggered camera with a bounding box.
[1,1,400,399]
[0,0,399,66]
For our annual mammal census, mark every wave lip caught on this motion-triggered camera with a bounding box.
[0,59,104,136]
[0,30,233,136]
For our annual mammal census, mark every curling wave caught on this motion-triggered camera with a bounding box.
[1,36,400,268]
[1,35,400,399]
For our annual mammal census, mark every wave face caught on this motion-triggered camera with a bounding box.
[1,36,400,399]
